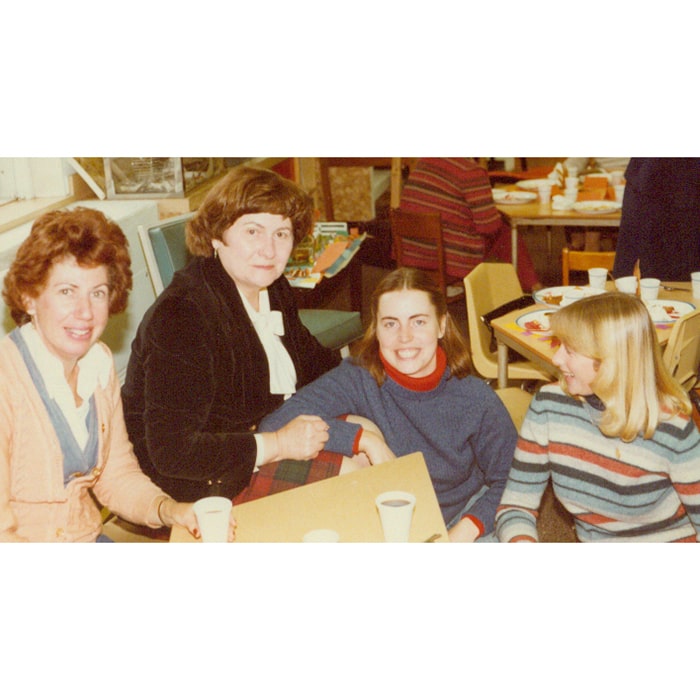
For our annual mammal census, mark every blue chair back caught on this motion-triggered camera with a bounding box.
[146,213,194,289]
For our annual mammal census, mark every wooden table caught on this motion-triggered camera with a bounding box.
[495,198,621,271]
[170,452,449,543]
[489,282,696,389]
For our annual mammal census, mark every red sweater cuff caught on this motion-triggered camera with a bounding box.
[460,514,485,537]
[351,427,363,454]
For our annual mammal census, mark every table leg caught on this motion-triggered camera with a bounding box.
[511,221,518,272]
[497,340,509,389]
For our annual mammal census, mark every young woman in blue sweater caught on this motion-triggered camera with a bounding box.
[496,292,700,542]
[260,268,517,541]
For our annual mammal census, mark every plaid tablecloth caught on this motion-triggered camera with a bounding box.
[232,450,343,505]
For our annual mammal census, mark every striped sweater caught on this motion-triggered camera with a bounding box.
[495,384,700,542]
[399,158,506,279]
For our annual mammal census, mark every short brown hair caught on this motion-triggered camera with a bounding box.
[352,267,472,384]
[186,166,314,256]
[2,207,132,326]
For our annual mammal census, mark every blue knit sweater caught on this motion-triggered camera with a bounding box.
[259,358,517,530]
[495,384,700,542]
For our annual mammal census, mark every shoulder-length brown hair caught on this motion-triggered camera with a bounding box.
[2,207,132,326]
[550,291,691,440]
[352,267,472,385]
[186,166,315,256]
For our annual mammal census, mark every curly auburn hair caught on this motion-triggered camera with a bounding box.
[2,207,133,326]
[185,166,315,256]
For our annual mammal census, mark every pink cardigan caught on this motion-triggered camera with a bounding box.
[0,335,169,542]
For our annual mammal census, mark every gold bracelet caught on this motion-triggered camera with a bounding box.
[157,497,169,527]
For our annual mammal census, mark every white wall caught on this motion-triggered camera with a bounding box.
[0,158,71,200]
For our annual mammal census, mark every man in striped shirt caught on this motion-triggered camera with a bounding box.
[399,158,542,292]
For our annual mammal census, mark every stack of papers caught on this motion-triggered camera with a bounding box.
[285,221,366,288]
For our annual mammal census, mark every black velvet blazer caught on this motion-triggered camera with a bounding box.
[122,256,340,502]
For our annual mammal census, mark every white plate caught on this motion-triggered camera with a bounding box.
[515,309,556,334]
[533,285,607,309]
[571,200,622,214]
[492,189,537,204]
[643,299,696,324]
[516,178,557,191]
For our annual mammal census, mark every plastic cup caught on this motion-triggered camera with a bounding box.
[193,496,232,542]
[588,267,608,289]
[302,529,340,543]
[614,184,626,202]
[375,491,416,542]
[565,176,579,190]
[537,183,552,204]
[692,271,700,299]
[615,276,638,294]
[639,278,660,300]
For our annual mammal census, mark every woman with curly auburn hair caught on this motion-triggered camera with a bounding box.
[496,292,700,543]
[0,207,234,542]
[3,206,133,325]
[261,267,517,542]
[122,166,340,504]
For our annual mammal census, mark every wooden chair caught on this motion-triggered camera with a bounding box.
[138,215,363,356]
[561,248,615,285]
[463,262,553,385]
[390,208,464,303]
[662,308,700,392]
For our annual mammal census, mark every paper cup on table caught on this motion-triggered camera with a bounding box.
[375,491,416,542]
[537,183,552,204]
[193,496,232,542]
[615,276,638,294]
[563,188,578,205]
[588,267,608,289]
[565,177,579,190]
[640,278,661,300]
[614,184,626,202]
[692,271,700,299]
[302,529,340,543]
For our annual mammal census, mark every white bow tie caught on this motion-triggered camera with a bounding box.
[254,309,285,336]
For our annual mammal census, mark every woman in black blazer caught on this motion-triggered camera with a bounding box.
[122,166,341,502]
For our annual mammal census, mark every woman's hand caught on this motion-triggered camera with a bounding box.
[448,517,480,543]
[267,415,329,461]
[357,429,396,466]
[159,498,237,542]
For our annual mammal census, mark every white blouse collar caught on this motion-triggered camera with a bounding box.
[238,288,297,397]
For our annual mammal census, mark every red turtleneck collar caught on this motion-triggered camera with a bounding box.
[380,346,447,392]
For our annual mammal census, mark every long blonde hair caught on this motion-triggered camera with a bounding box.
[550,292,691,441]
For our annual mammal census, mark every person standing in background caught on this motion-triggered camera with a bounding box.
[613,157,700,280]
